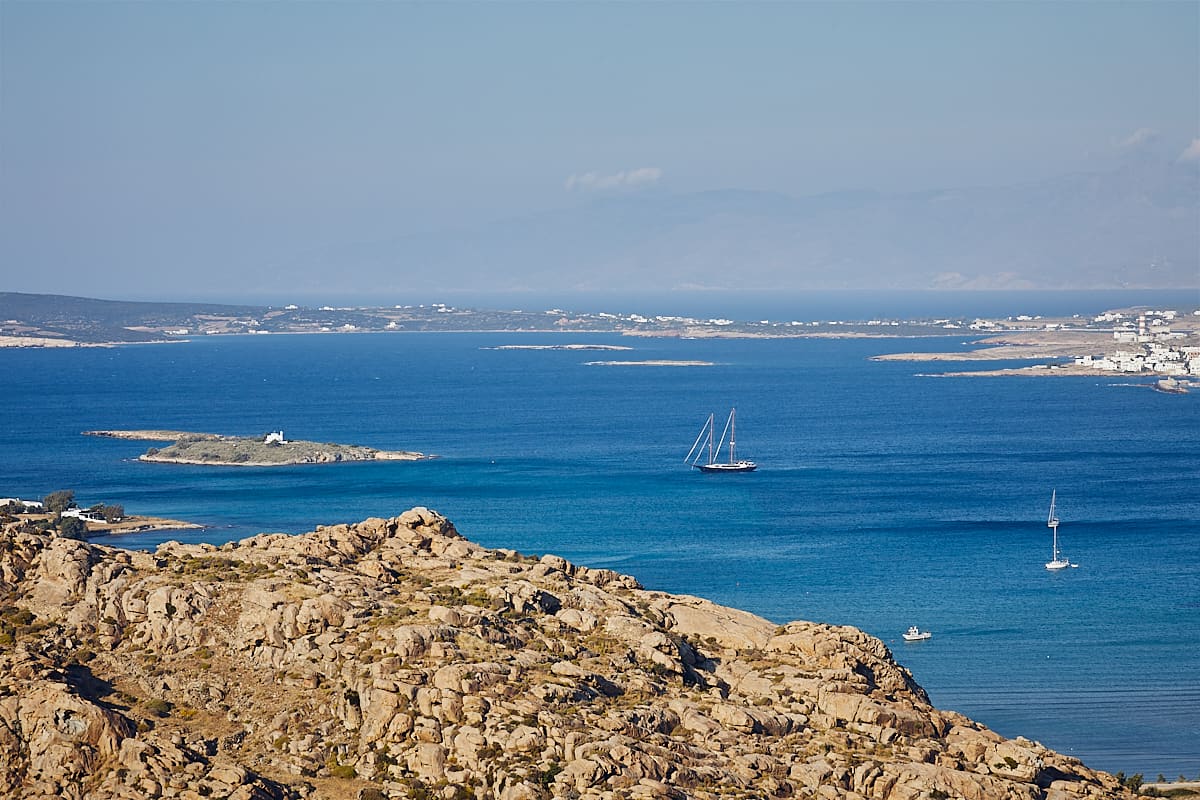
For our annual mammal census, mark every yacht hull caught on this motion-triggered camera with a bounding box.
[696,462,757,473]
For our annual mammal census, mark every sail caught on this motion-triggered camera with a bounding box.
[685,414,715,466]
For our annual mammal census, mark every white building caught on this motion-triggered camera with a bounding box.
[1,498,43,510]
[62,508,108,523]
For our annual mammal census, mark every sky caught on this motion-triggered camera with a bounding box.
[1,1,1197,302]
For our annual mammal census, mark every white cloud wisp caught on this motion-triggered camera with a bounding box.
[1178,138,1200,162]
[565,167,663,191]
[1114,127,1159,149]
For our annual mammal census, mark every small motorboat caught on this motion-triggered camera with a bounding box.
[902,625,932,642]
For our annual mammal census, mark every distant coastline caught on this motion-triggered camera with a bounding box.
[3,290,1196,347]
[3,291,1197,383]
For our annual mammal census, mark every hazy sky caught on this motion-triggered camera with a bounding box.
[1,1,1197,301]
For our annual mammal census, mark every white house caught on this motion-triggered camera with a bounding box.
[1,498,43,510]
[264,431,287,445]
[61,508,109,523]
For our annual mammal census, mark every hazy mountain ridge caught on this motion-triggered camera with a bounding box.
[287,159,1199,293]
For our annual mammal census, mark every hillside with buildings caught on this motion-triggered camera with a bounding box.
[1071,310,1199,375]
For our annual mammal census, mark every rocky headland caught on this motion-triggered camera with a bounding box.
[0,508,1138,800]
[870,331,1118,363]
[81,514,204,538]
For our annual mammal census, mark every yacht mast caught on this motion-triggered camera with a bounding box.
[1048,490,1059,560]
[729,408,737,463]
[708,413,715,465]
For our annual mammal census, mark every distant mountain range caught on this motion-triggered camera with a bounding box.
[283,155,1199,293]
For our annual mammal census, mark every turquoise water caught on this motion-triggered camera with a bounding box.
[2,330,1197,776]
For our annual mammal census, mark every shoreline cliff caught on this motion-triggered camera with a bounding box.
[0,509,1136,799]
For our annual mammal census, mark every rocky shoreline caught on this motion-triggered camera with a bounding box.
[584,360,715,367]
[0,508,1138,799]
[482,344,634,351]
[84,514,204,537]
[917,365,1162,378]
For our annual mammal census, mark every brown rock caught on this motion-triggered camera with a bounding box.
[0,509,1139,800]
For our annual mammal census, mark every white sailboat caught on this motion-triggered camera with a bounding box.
[1045,490,1076,570]
[686,408,757,473]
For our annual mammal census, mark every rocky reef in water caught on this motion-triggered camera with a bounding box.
[0,508,1134,800]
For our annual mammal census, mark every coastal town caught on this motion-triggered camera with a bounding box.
[1068,309,1197,375]
[868,306,1200,388]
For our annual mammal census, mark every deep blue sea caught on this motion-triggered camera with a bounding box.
[3,314,1198,777]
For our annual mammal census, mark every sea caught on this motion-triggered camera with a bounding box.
[3,290,1198,779]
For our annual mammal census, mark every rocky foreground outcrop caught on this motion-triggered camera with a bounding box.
[0,509,1135,800]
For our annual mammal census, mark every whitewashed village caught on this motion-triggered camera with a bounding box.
[1071,309,1199,376]
[959,307,1200,379]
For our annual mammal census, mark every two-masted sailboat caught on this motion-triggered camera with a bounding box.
[686,408,757,473]
[1045,490,1077,570]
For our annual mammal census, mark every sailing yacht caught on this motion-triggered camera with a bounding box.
[686,408,757,472]
[1045,490,1076,570]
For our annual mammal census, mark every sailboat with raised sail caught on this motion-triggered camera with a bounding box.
[1045,490,1076,570]
[686,408,757,473]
